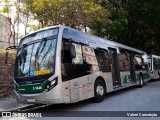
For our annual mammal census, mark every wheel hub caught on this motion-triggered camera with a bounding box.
[96,85,104,96]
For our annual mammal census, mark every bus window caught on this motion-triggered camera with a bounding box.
[118,50,130,72]
[61,42,90,81]
[72,43,83,64]
[153,58,160,70]
[61,42,72,63]
[94,49,111,72]
[134,54,142,70]
[141,58,149,70]
[82,46,99,72]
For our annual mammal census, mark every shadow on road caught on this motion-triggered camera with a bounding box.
[148,79,160,82]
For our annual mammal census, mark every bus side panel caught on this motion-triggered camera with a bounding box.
[67,74,95,103]
[135,71,142,84]
[120,71,132,88]
[64,71,114,103]
[152,71,159,79]
[142,71,150,82]
[104,72,114,93]
[45,84,64,103]
[77,74,94,101]
[62,81,71,103]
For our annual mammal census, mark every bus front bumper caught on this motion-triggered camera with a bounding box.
[13,85,64,105]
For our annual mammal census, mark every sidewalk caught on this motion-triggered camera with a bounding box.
[0,97,29,111]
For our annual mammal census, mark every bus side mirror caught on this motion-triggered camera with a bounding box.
[5,51,8,64]
[5,46,18,64]
[70,45,76,58]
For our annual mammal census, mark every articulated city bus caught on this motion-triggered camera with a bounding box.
[148,54,160,80]
[6,25,150,104]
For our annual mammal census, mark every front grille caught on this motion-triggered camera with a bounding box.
[17,79,46,85]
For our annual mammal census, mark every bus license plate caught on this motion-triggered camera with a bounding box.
[27,98,35,103]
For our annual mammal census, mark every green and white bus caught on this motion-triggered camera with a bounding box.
[8,25,150,104]
[148,54,160,80]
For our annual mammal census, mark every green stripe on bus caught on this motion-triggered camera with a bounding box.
[124,74,140,84]
[124,75,131,84]
[123,73,149,84]
[142,73,150,80]
[135,74,140,81]
[16,80,50,94]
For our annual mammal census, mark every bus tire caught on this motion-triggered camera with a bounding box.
[93,80,105,103]
[138,75,144,87]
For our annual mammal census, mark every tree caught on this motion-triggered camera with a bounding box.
[22,0,109,32]
[91,0,160,55]
[0,0,19,46]
[19,0,34,35]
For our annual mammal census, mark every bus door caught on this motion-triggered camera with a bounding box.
[109,48,121,87]
[129,52,136,83]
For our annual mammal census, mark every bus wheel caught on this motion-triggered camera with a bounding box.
[138,75,144,87]
[93,80,105,102]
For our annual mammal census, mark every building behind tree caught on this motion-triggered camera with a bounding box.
[0,14,13,49]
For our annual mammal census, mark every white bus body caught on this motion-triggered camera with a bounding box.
[148,54,160,79]
[13,25,150,105]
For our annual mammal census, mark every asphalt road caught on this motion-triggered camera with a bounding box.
[38,80,160,111]
[2,80,160,120]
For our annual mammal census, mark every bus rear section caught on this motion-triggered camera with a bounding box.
[148,54,160,80]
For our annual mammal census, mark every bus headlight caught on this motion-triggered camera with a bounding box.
[50,79,56,86]
[44,78,58,91]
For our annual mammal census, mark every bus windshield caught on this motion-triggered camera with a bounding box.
[15,38,57,77]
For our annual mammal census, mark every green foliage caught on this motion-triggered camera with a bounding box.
[91,0,160,55]
[0,0,19,46]
[27,24,40,31]
[2,0,158,55]
[1,6,10,13]
[22,0,109,32]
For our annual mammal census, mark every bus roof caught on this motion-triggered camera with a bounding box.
[21,25,145,54]
[28,25,61,35]
[149,54,160,58]
[62,26,145,54]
